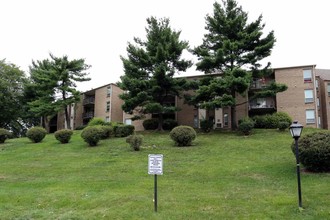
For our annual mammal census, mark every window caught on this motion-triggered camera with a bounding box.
[303,69,312,83]
[106,101,110,112]
[105,116,110,122]
[317,98,320,109]
[107,86,111,97]
[318,116,321,128]
[223,113,229,126]
[304,90,314,103]
[124,118,132,125]
[315,79,319,90]
[306,109,315,124]
[327,83,330,96]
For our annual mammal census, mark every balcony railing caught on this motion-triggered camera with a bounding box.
[83,97,95,105]
[250,79,274,90]
[249,104,275,110]
[83,112,94,119]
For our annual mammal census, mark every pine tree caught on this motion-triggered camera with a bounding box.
[29,54,91,129]
[191,0,286,129]
[119,17,192,130]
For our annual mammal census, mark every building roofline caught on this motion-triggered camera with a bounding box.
[81,83,118,94]
[273,64,316,70]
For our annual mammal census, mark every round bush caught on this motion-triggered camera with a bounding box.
[143,118,159,130]
[277,121,290,131]
[114,125,135,137]
[126,135,143,151]
[54,129,73,144]
[0,128,11,144]
[170,126,197,147]
[238,118,255,135]
[162,119,178,131]
[88,117,106,126]
[81,126,102,146]
[26,127,47,143]
[96,125,113,139]
[291,132,330,172]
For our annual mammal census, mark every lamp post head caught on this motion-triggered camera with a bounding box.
[290,120,303,139]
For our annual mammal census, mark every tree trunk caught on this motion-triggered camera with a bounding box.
[157,113,164,131]
[64,106,71,130]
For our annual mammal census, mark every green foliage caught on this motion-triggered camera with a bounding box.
[26,127,47,143]
[54,129,73,144]
[277,121,290,131]
[170,126,197,146]
[292,132,330,172]
[238,118,255,135]
[200,119,214,133]
[88,117,106,126]
[118,17,192,130]
[191,0,279,129]
[0,128,11,144]
[142,118,159,130]
[81,126,101,146]
[113,125,135,137]
[28,53,91,129]
[0,59,30,134]
[252,112,292,129]
[97,125,113,139]
[162,119,178,130]
[75,125,87,130]
[126,135,143,151]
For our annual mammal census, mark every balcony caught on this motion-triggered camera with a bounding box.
[83,112,94,119]
[83,97,95,105]
[250,79,274,90]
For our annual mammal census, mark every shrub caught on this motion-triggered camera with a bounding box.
[88,117,106,126]
[252,115,266,128]
[252,112,292,129]
[114,125,135,137]
[0,128,11,144]
[200,119,213,133]
[143,118,159,130]
[81,126,102,146]
[277,121,290,131]
[291,132,330,172]
[54,129,73,144]
[238,118,255,135]
[97,125,113,139]
[26,127,47,143]
[170,126,197,147]
[75,125,87,130]
[162,119,178,130]
[126,135,143,151]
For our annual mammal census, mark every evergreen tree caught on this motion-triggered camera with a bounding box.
[119,17,192,130]
[190,0,286,129]
[29,54,91,129]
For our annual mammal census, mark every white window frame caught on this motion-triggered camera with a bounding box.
[303,69,312,83]
[304,90,314,103]
[306,109,315,124]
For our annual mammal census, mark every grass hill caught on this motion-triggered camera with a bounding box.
[0,129,329,219]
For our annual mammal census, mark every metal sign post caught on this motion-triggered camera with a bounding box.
[148,154,163,212]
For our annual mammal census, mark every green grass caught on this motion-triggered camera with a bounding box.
[0,129,330,219]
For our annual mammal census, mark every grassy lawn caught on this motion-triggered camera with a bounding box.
[0,128,329,219]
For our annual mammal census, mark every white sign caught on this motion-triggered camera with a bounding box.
[148,154,163,175]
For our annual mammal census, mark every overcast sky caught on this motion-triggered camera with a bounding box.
[1,0,330,91]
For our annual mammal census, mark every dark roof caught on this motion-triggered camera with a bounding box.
[315,69,330,81]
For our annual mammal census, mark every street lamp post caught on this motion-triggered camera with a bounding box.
[289,121,304,209]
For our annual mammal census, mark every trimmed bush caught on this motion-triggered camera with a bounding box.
[200,119,214,133]
[170,126,197,147]
[88,117,106,126]
[75,125,87,130]
[0,128,11,144]
[97,125,113,139]
[26,127,47,143]
[277,121,290,131]
[252,112,292,129]
[238,118,255,135]
[114,125,135,137]
[291,132,330,172]
[54,129,73,144]
[162,119,178,130]
[81,126,102,146]
[143,118,159,130]
[126,135,143,151]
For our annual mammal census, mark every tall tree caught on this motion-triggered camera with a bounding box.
[191,0,286,129]
[119,17,193,130]
[0,59,27,133]
[29,54,91,129]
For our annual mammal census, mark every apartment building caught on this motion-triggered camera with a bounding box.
[56,83,124,130]
[315,69,330,129]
